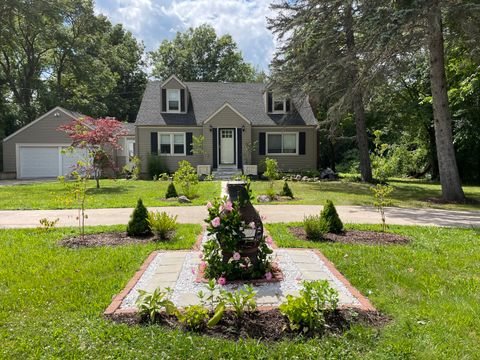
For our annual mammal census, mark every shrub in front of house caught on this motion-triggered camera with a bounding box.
[165,182,178,198]
[303,215,328,240]
[173,160,199,199]
[147,211,178,240]
[320,200,343,233]
[147,155,169,180]
[127,198,151,236]
[281,181,294,198]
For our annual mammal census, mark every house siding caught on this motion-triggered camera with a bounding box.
[251,126,317,172]
[2,111,75,173]
[163,77,185,89]
[137,126,204,174]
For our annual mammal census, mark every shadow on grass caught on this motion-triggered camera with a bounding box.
[86,186,129,195]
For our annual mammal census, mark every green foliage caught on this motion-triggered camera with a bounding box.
[264,158,280,182]
[281,181,294,198]
[147,211,178,240]
[219,285,257,319]
[149,24,257,82]
[165,182,178,198]
[176,305,209,330]
[123,156,141,180]
[303,215,328,240]
[279,280,338,333]
[127,198,151,236]
[147,156,169,180]
[136,287,177,323]
[320,200,343,233]
[191,135,206,155]
[37,218,59,232]
[173,160,199,199]
[371,184,395,232]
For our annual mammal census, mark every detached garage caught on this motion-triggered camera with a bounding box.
[2,107,87,179]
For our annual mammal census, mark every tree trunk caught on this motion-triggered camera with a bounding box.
[427,1,465,202]
[344,2,373,183]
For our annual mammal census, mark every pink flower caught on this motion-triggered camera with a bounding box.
[219,205,224,212]
[265,236,273,245]
[217,277,227,286]
[265,272,273,281]
[198,253,203,259]
[224,201,233,212]
[233,252,241,261]
[199,261,207,272]
[206,202,213,209]
[295,275,302,281]
[211,217,221,228]
[191,267,196,275]
[248,222,255,229]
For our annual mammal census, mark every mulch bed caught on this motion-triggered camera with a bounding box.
[288,227,409,245]
[109,308,389,341]
[424,197,479,206]
[59,231,158,248]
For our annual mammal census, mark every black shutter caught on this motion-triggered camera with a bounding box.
[212,128,218,169]
[267,92,273,113]
[259,132,266,155]
[299,132,306,155]
[186,132,193,155]
[237,128,243,169]
[286,98,291,112]
[161,88,167,112]
[180,89,185,112]
[151,132,158,155]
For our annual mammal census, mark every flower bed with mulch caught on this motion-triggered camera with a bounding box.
[288,227,409,245]
[59,232,157,248]
[109,308,389,341]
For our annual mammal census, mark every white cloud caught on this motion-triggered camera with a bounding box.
[95,0,277,71]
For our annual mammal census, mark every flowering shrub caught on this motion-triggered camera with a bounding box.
[202,197,273,281]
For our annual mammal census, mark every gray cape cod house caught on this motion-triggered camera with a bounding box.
[135,75,318,176]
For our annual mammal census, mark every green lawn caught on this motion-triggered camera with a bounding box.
[0,179,220,210]
[251,179,480,211]
[1,224,479,358]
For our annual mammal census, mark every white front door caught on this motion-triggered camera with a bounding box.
[220,129,235,165]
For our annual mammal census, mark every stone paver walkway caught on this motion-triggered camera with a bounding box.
[1,205,479,229]
[111,248,373,314]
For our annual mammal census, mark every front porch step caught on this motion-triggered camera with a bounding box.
[212,168,242,180]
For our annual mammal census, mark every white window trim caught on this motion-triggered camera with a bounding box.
[158,132,186,156]
[271,93,287,114]
[166,88,181,113]
[266,132,299,156]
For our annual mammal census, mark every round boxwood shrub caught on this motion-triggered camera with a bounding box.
[165,182,178,198]
[127,198,151,236]
[320,200,343,233]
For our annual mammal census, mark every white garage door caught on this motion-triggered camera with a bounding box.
[18,146,87,179]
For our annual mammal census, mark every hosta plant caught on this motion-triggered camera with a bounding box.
[136,287,177,323]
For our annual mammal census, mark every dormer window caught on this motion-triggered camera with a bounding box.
[167,89,181,112]
[267,90,291,114]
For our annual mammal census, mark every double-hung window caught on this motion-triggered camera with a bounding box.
[267,133,298,155]
[159,133,185,155]
[167,89,181,112]
[272,94,286,113]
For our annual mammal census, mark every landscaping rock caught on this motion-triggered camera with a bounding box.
[257,195,271,203]
[178,196,191,203]
[320,167,337,180]
[301,176,309,182]
[295,174,302,181]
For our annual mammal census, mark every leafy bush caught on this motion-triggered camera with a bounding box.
[136,288,177,323]
[147,211,178,240]
[165,182,178,198]
[177,305,209,330]
[219,285,257,318]
[279,280,338,333]
[281,181,294,198]
[264,157,280,181]
[303,215,328,240]
[147,155,169,180]
[37,218,59,232]
[127,198,151,236]
[320,200,343,233]
[371,184,394,232]
[173,160,199,199]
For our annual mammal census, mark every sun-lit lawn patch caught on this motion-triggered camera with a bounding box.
[0,224,479,358]
[0,179,220,210]
[250,179,480,211]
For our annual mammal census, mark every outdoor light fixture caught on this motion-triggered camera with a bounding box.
[242,125,245,132]
[209,125,213,132]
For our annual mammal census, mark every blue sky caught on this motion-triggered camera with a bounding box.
[95,0,277,72]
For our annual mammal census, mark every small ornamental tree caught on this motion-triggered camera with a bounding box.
[320,200,343,234]
[165,182,178,198]
[127,198,151,236]
[173,160,199,199]
[58,117,128,188]
[281,181,294,198]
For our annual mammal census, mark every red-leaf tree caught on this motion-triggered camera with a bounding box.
[58,117,128,188]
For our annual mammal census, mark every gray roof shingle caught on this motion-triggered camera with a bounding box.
[135,81,317,127]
